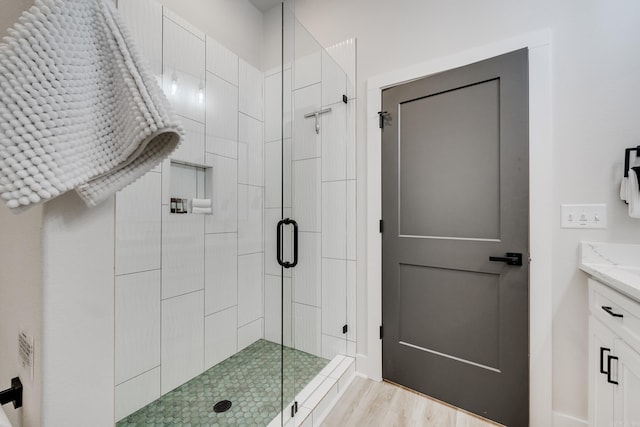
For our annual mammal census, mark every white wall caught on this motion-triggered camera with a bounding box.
[0,4,41,427]
[41,193,115,427]
[0,206,43,427]
[292,0,640,422]
[156,0,263,70]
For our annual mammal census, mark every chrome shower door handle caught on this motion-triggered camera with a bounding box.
[276,218,298,269]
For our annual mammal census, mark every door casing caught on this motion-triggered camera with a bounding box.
[364,30,553,427]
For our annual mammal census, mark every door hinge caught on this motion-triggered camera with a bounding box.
[378,111,388,129]
[343,324,348,334]
[379,219,384,233]
[343,94,348,104]
[291,401,298,417]
[380,325,383,340]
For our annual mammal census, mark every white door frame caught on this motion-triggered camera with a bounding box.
[365,29,553,427]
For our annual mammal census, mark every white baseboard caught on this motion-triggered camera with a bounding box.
[553,411,588,427]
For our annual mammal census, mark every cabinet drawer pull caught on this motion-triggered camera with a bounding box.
[602,306,624,318]
[607,355,619,385]
[600,347,611,374]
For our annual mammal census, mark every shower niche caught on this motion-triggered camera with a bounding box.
[113,0,356,425]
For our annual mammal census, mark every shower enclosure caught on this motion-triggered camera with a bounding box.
[113,0,355,425]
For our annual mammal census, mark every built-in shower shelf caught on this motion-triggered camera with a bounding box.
[168,159,213,214]
[267,355,356,427]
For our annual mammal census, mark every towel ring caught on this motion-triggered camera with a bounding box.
[624,146,640,177]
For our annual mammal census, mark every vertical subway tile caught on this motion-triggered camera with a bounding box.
[206,36,238,86]
[238,184,263,255]
[321,258,347,338]
[162,209,205,299]
[206,72,238,158]
[115,270,161,385]
[239,59,263,121]
[293,159,321,232]
[238,114,264,186]
[238,318,264,351]
[205,153,238,233]
[205,233,237,315]
[163,17,205,123]
[115,367,161,422]
[161,291,205,394]
[171,116,205,165]
[115,171,161,275]
[205,306,237,369]
[321,181,347,259]
[238,253,263,326]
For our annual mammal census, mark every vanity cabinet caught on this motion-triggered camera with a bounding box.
[588,278,640,427]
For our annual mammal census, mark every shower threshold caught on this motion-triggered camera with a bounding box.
[117,340,329,426]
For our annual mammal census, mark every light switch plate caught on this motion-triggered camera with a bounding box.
[561,204,607,229]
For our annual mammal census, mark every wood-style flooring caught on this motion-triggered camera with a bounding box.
[321,376,504,427]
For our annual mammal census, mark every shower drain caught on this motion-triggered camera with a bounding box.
[213,400,232,413]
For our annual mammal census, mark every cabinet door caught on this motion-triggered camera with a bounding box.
[614,339,640,425]
[589,316,615,427]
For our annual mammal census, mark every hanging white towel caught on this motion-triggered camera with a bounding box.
[621,175,629,202]
[192,207,212,215]
[0,0,182,212]
[628,168,640,218]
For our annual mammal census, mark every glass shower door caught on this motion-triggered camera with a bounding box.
[278,1,353,423]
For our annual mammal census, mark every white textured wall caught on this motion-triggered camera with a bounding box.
[156,0,263,69]
[0,207,43,427]
[41,193,115,427]
[292,0,640,422]
[0,4,41,427]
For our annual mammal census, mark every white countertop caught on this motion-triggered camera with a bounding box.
[580,241,640,303]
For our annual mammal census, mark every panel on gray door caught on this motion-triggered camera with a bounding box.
[382,49,529,427]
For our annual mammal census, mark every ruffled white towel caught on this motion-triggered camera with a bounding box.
[0,0,182,212]
[628,168,640,218]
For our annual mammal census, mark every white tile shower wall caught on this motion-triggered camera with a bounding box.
[115,270,161,385]
[161,209,205,299]
[205,153,238,233]
[239,59,264,121]
[238,184,263,255]
[264,274,292,346]
[321,51,347,107]
[205,72,238,158]
[162,15,205,123]
[264,70,293,142]
[321,101,347,182]
[293,84,321,160]
[294,303,322,357]
[238,252,264,327]
[115,171,161,275]
[115,1,265,419]
[264,138,292,209]
[238,318,264,351]
[294,232,321,307]
[161,291,205,394]
[115,367,161,422]
[170,116,206,165]
[205,306,237,370]
[321,258,347,339]
[293,158,322,232]
[321,181,347,259]
[206,35,238,86]
[238,113,264,186]
[204,232,237,315]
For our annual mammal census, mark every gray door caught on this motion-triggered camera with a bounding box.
[381,49,529,427]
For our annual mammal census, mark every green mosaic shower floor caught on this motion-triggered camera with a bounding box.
[117,340,329,426]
